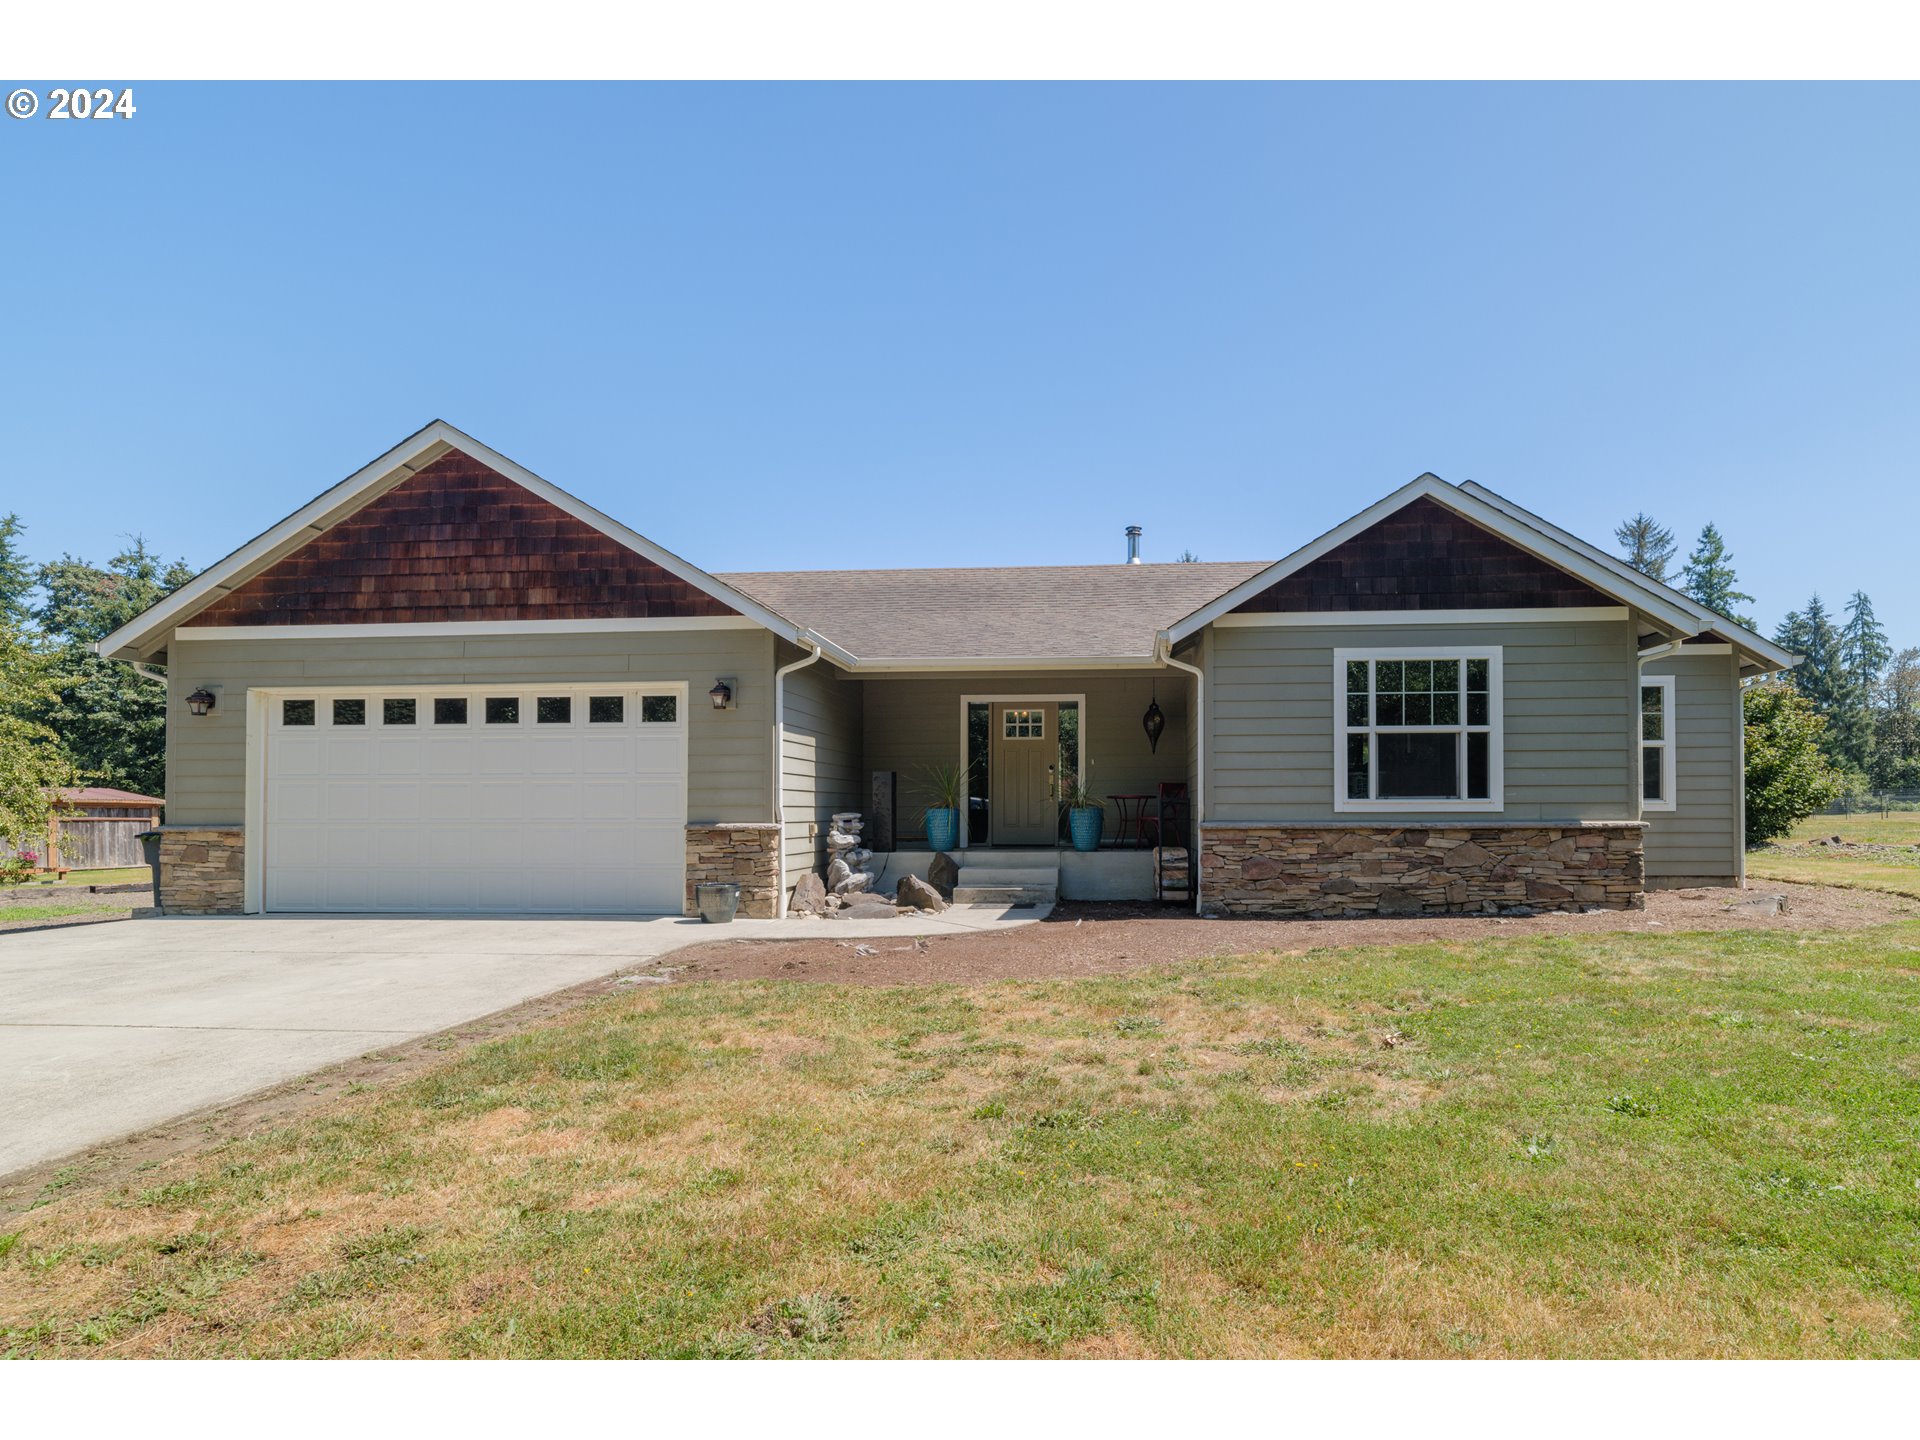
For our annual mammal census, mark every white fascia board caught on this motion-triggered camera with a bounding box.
[174,616,765,641]
[96,420,832,663]
[1213,605,1628,628]
[1163,474,1708,646]
[1458,480,1798,673]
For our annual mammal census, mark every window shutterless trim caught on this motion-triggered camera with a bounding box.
[1640,674,1677,813]
[1333,646,1504,813]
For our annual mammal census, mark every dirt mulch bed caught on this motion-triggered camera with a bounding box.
[669,881,1920,987]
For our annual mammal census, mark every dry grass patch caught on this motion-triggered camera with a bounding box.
[4,922,1920,1357]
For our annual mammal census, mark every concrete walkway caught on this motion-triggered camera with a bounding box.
[0,903,1046,1179]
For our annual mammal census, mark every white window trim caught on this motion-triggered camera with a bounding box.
[1333,646,1504,813]
[1640,674,1677,813]
[954,694,1086,851]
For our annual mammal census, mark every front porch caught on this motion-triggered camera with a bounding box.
[780,660,1198,906]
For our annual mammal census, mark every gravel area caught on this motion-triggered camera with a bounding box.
[0,885,151,933]
[669,881,1920,986]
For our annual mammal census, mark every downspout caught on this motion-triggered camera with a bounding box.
[1157,634,1205,915]
[772,638,824,918]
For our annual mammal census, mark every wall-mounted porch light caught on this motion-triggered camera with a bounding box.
[708,679,734,711]
[186,687,217,717]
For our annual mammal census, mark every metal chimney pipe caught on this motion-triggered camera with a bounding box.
[1125,525,1143,564]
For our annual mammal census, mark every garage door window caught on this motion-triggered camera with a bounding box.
[282,699,315,726]
[485,697,519,725]
[434,697,467,725]
[332,698,366,726]
[642,695,678,723]
[589,695,625,723]
[537,696,572,724]
[383,698,416,725]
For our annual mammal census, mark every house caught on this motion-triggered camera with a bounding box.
[96,421,1794,919]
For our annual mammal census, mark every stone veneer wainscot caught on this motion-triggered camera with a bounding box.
[684,823,781,919]
[1200,822,1645,917]
[156,826,246,915]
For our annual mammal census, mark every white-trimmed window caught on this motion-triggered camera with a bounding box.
[1334,647,1503,811]
[1640,676,1676,812]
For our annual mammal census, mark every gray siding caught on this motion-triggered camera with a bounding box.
[1642,649,1742,884]
[779,647,864,885]
[165,627,776,825]
[862,672,1189,844]
[1206,618,1638,822]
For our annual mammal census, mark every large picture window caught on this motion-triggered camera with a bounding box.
[1640,676,1676,812]
[1334,647,1503,811]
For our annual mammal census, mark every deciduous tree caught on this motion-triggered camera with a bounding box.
[1743,682,1844,846]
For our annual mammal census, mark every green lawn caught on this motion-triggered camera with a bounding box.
[1749,811,1920,900]
[1782,811,1920,847]
[15,867,152,889]
[5,923,1920,1358]
[0,905,99,924]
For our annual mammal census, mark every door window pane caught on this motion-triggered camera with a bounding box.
[536,696,572,724]
[332,698,366,726]
[434,697,468,725]
[485,697,519,725]
[383,698,416,725]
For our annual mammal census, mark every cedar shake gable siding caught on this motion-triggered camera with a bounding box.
[1233,496,1611,613]
[190,450,739,626]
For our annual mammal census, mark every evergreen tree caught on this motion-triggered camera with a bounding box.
[1841,591,1892,686]
[26,538,196,798]
[1614,512,1678,584]
[1778,594,1873,771]
[0,514,33,628]
[1680,523,1756,628]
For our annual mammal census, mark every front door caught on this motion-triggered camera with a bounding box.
[989,701,1057,845]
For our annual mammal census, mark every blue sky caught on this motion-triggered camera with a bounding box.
[3,82,1914,641]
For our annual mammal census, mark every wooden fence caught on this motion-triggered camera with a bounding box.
[3,817,156,870]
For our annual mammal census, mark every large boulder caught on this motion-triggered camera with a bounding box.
[790,872,827,915]
[826,857,853,891]
[927,851,960,898]
[896,874,948,912]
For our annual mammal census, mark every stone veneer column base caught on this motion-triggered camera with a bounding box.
[157,826,246,915]
[1200,823,1645,918]
[684,823,781,918]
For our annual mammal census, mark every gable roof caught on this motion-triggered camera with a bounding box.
[1455,480,1797,674]
[1161,473,1790,671]
[94,421,853,665]
[719,561,1268,668]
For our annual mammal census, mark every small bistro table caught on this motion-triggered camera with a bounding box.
[1108,793,1156,850]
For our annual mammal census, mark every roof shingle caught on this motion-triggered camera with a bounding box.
[716,561,1269,661]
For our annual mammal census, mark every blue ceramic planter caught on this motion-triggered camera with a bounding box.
[1068,805,1104,853]
[925,808,959,852]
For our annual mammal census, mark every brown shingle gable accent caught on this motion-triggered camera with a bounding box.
[190,450,739,625]
[1231,495,1610,613]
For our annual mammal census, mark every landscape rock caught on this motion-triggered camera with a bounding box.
[927,851,960,898]
[826,857,852,890]
[834,870,875,896]
[896,874,948,911]
[830,899,900,921]
[790,872,827,915]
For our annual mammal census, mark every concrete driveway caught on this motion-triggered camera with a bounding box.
[0,904,1044,1179]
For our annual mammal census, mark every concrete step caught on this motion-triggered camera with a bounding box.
[956,865,1059,888]
[953,883,1058,906]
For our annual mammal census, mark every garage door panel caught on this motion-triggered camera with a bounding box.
[266,687,685,915]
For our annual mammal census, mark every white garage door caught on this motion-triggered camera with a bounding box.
[264,686,686,914]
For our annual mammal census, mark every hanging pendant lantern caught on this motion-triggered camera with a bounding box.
[1142,684,1165,753]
